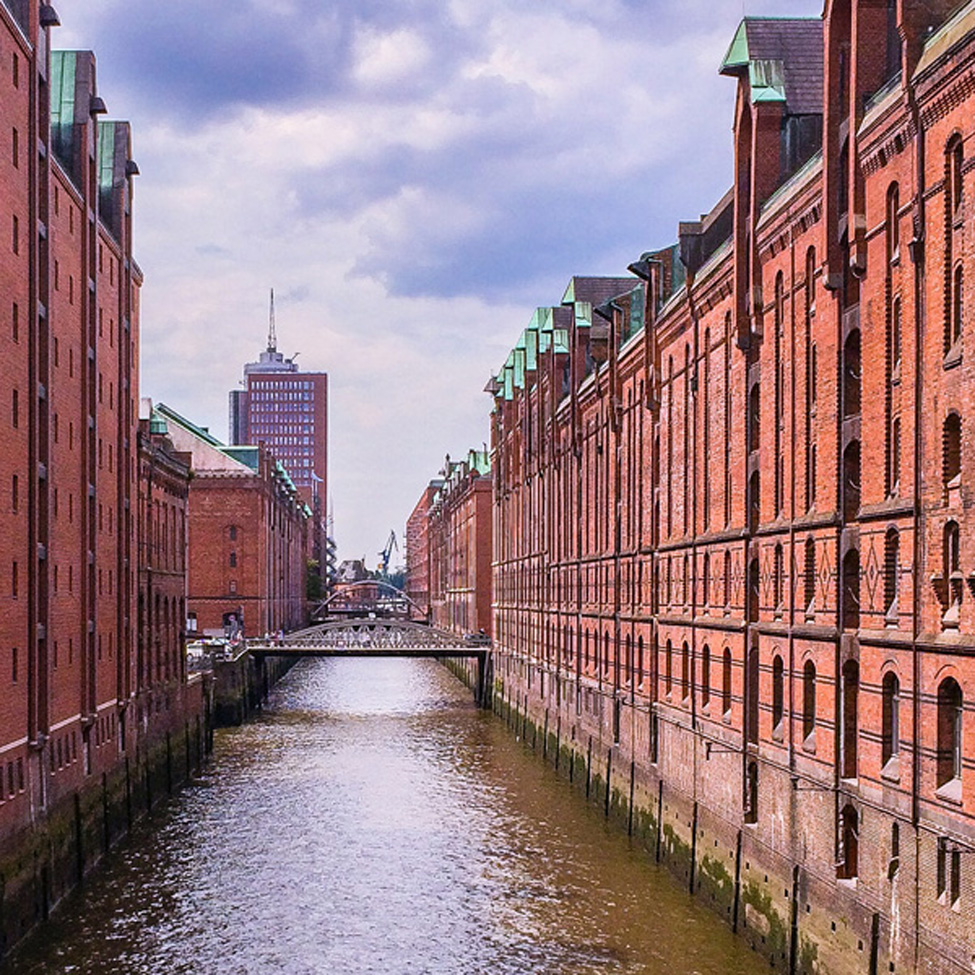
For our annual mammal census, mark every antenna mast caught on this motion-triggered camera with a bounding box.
[267,288,277,353]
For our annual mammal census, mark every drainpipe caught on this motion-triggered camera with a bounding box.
[906,76,925,975]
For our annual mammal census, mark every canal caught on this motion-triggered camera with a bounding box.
[6,659,759,974]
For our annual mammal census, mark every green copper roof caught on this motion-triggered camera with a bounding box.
[721,20,751,73]
[749,59,786,102]
[525,327,538,373]
[223,446,260,471]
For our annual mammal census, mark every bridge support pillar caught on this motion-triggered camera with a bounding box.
[475,651,492,710]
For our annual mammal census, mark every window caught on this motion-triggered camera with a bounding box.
[844,330,861,417]
[681,642,690,703]
[11,127,18,169]
[11,389,17,429]
[950,265,963,351]
[841,659,859,779]
[723,550,732,610]
[802,660,816,743]
[665,640,673,697]
[884,529,899,621]
[11,474,17,513]
[773,544,784,613]
[11,214,18,254]
[842,548,860,630]
[804,538,816,615]
[937,837,962,908]
[886,183,899,262]
[948,135,964,217]
[701,645,711,708]
[943,413,961,501]
[837,805,859,881]
[882,672,900,771]
[772,655,784,735]
[937,677,963,792]
[702,552,710,610]
[229,551,237,568]
[943,520,962,626]
[722,649,733,718]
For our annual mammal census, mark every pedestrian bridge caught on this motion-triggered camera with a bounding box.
[246,620,493,704]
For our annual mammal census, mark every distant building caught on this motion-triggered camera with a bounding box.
[154,403,309,638]
[409,452,492,638]
[228,292,328,506]
[405,482,442,620]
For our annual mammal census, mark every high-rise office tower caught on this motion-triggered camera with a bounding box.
[229,291,328,507]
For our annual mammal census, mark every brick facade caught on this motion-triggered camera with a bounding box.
[0,0,208,911]
[409,453,492,638]
[156,403,309,639]
[405,482,441,620]
[488,4,975,973]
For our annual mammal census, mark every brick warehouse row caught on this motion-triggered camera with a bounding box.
[471,4,975,974]
[0,2,310,955]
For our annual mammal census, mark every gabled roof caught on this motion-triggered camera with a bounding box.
[721,18,823,116]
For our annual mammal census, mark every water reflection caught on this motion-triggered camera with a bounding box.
[8,659,758,974]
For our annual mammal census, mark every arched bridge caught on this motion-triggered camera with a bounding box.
[247,620,493,705]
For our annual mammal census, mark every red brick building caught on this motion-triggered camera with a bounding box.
[421,451,492,638]
[489,5,975,973]
[0,6,210,948]
[137,409,191,692]
[405,481,441,620]
[156,403,309,639]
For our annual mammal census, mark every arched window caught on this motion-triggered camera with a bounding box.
[948,134,964,216]
[837,805,859,880]
[882,671,900,769]
[637,636,644,687]
[665,640,673,696]
[772,655,784,734]
[937,677,963,790]
[943,520,962,625]
[802,660,816,743]
[886,182,899,263]
[943,413,961,501]
[841,659,859,779]
[702,645,711,707]
[681,642,690,703]
[884,528,899,621]
[722,649,733,718]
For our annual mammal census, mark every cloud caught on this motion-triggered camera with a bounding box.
[61,0,822,558]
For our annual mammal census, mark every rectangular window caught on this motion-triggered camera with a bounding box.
[11,214,18,254]
[11,302,18,342]
[11,389,17,428]
[11,474,17,512]
[11,647,17,683]
[11,127,18,168]
[10,561,16,598]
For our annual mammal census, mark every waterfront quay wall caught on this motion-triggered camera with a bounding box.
[445,652,970,975]
[0,678,213,962]
[212,651,297,727]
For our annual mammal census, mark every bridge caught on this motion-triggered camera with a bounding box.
[247,619,493,706]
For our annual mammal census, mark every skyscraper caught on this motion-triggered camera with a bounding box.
[229,292,328,507]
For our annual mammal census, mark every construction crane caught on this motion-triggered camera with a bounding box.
[378,530,399,578]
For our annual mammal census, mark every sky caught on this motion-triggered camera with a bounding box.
[58,0,822,567]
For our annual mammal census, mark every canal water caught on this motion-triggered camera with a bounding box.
[8,659,758,974]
